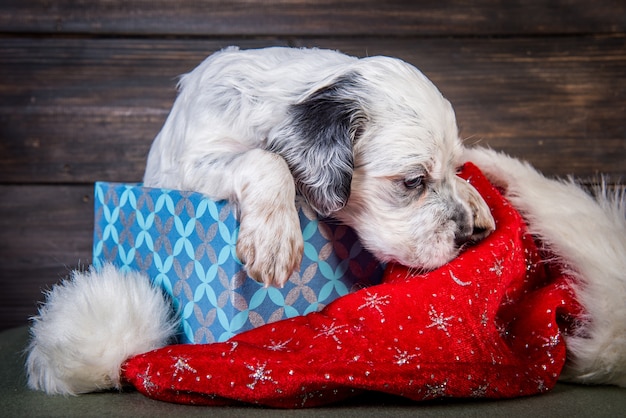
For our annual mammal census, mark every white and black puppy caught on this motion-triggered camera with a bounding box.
[144,46,495,287]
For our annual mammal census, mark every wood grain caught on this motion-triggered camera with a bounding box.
[0,185,94,329]
[1,0,625,36]
[2,36,624,183]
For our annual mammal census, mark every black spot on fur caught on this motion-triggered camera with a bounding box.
[269,73,366,216]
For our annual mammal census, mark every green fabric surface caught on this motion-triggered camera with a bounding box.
[1,326,624,417]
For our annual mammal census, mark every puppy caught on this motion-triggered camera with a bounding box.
[144,46,495,287]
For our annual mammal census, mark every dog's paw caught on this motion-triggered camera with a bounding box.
[235,205,304,288]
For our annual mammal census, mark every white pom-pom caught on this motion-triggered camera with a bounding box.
[26,264,178,395]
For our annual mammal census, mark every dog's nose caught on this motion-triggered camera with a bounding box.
[453,175,496,246]
[454,235,469,248]
[453,205,493,248]
[452,209,474,248]
[454,225,486,248]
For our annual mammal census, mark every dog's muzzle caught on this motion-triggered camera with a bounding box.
[454,176,496,247]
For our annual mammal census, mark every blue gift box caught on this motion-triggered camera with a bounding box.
[92,182,383,344]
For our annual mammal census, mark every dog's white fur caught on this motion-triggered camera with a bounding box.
[25,47,626,395]
[143,46,495,287]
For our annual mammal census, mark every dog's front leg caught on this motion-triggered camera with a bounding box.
[209,149,304,287]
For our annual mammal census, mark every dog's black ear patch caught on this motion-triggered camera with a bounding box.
[269,74,365,217]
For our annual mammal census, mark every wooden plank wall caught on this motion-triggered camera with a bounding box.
[1,1,625,330]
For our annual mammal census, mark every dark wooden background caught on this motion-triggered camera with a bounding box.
[1,1,625,330]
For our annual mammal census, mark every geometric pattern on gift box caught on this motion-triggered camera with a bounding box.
[92,182,384,344]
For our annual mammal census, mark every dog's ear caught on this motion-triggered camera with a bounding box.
[270,74,365,217]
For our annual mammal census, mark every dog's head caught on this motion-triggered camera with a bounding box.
[273,56,495,271]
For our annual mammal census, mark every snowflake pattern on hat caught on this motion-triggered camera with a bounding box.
[121,163,583,408]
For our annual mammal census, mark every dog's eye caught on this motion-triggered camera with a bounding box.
[403,176,424,190]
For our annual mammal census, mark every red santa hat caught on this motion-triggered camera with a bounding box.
[119,162,582,407]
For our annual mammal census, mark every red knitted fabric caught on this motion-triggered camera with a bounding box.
[122,163,582,407]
